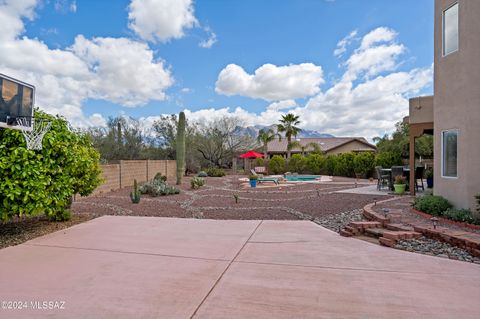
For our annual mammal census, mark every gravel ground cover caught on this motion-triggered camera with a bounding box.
[314,209,364,233]
[71,175,387,221]
[395,237,480,264]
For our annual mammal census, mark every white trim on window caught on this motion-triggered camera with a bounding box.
[441,129,459,179]
[442,2,459,57]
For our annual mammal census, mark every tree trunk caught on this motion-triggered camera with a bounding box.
[287,135,291,160]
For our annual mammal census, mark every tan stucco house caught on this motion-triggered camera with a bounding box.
[409,0,480,212]
[267,137,376,158]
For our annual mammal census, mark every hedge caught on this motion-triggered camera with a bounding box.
[0,110,102,221]
[268,155,285,174]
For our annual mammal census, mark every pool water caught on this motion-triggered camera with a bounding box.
[284,175,320,181]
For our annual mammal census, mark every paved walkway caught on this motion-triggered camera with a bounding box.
[0,216,479,318]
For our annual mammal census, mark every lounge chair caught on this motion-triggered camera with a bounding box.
[250,169,279,185]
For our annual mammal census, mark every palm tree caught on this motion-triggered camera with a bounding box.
[287,141,323,156]
[257,128,281,161]
[277,113,302,159]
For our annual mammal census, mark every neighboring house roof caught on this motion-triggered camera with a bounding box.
[266,137,376,153]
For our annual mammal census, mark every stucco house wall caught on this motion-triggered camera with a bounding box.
[434,0,480,211]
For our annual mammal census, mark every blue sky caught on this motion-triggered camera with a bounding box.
[0,0,434,139]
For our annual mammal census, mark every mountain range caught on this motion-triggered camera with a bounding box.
[234,125,334,138]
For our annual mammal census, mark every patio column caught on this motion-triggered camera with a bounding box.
[409,134,416,195]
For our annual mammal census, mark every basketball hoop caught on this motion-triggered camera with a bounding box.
[16,117,52,150]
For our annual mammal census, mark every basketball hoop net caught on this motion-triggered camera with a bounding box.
[16,117,52,150]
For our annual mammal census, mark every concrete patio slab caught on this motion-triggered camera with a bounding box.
[239,221,480,274]
[26,216,260,260]
[194,261,479,319]
[1,217,479,318]
[0,244,228,319]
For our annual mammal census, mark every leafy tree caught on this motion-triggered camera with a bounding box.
[87,116,144,161]
[288,141,322,156]
[288,154,307,173]
[277,113,301,159]
[195,116,257,168]
[305,153,326,174]
[374,151,403,168]
[334,152,356,177]
[373,121,433,159]
[257,128,281,161]
[268,155,286,174]
[353,152,375,177]
[0,110,102,221]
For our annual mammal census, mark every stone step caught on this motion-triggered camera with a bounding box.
[344,226,359,235]
[383,231,422,241]
[362,209,390,225]
[365,227,387,238]
[349,221,381,230]
[340,229,353,237]
[379,237,396,247]
[385,223,414,231]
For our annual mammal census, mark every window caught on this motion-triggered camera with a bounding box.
[443,3,459,56]
[442,130,458,178]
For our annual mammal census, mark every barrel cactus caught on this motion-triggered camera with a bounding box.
[176,112,186,185]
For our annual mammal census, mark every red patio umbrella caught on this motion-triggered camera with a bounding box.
[239,150,264,158]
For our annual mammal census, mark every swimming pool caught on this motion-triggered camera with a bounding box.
[284,175,320,181]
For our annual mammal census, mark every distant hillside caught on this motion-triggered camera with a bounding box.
[234,124,334,138]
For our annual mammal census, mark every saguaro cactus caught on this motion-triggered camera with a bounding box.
[130,179,141,203]
[176,112,186,185]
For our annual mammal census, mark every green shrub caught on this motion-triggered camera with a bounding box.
[197,171,208,177]
[334,153,356,177]
[268,155,285,174]
[255,157,264,167]
[374,151,403,169]
[0,110,102,222]
[205,167,225,177]
[139,178,180,196]
[414,195,452,216]
[249,174,258,180]
[190,177,206,189]
[353,152,375,177]
[324,155,337,175]
[287,154,307,173]
[48,210,72,222]
[305,154,326,175]
[442,208,480,225]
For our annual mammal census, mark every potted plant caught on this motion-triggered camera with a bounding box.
[393,175,407,194]
[249,175,258,188]
[425,168,434,188]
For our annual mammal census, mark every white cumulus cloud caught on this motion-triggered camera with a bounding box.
[206,27,432,140]
[215,63,324,101]
[334,30,357,57]
[0,0,174,127]
[128,0,198,43]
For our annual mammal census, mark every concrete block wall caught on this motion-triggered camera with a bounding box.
[120,160,148,187]
[146,160,176,181]
[94,164,121,194]
[91,160,176,195]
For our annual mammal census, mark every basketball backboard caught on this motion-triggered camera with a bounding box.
[0,73,35,131]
